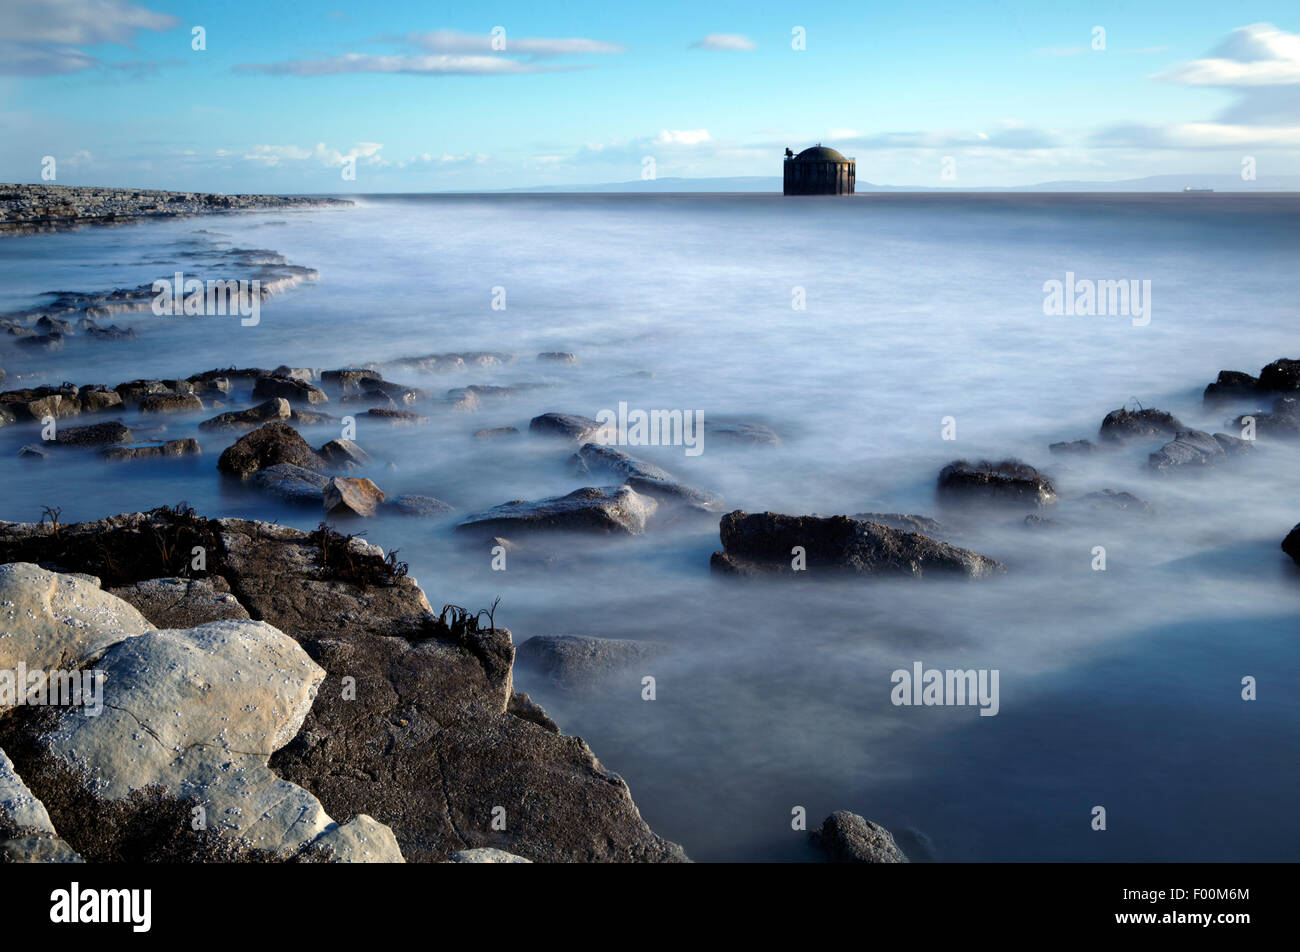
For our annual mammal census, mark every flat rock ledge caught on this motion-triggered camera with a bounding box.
[0,509,687,863]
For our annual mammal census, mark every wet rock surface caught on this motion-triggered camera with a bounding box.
[457,486,659,536]
[711,511,1003,578]
[812,811,909,863]
[936,460,1057,508]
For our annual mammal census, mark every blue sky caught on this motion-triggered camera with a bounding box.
[1,0,1297,191]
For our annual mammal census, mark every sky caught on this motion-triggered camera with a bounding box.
[1,0,1297,192]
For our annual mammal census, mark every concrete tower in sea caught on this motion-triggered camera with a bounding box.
[783,145,856,196]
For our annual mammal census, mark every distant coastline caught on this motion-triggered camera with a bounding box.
[0,183,352,235]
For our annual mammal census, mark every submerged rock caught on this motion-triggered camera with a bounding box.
[936,459,1056,508]
[1049,439,1096,455]
[528,412,614,443]
[705,421,780,446]
[812,811,908,863]
[456,486,658,536]
[54,421,132,446]
[516,635,665,693]
[386,494,454,517]
[537,352,577,363]
[251,463,331,505]
[474,426,520,439]
[198,397,291,431]
[366,408,428,425]
[217,422,326,477]
[318,438,372,470]
[710,511,1002,578]
[1080,489,1151,512]
[574,443,720,509]
[100,438,200,461]
[1099,407,1184,443]
[1148,430,1253,472]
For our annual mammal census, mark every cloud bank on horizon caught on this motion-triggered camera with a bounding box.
[0,0,1297,191]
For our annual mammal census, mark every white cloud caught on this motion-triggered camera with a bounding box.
[655,129,711,145]
[239,53,578,77]
[690,34,757,51]
[1156,23,1300,86]
[406,30,623,59]
[243,142,384,167]
[0,0,178,76]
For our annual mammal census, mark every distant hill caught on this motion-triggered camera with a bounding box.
[493,173,1300,194]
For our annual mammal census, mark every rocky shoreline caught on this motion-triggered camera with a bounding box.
[0,183,351,235]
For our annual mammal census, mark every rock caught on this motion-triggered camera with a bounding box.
[272,365,317,383]
[812,811,908,863]
[0,512,686,863]
[1148,430,1252,472]
[446,389,481,412]
[252,375,328,405]
[704,421,781,446]
[1283,524,1300,566]
[85,324,137,341]
[0,564,152,710]
[0,405,13,427]
[505,693,558,734]
[1258,358,1300,392]
[528,412,614,443]
[323,477,385,517]
[386,494,454,517]
[457,486,658,536]
[1204,370,1262,405]
[710,511,1002,578]
[574,443,720,509]
[1099,407,1184,443]
[198,397,291,431]
[189,376,231,397]
[516,635,665,693]
[3,612,401,861]
[1,835,85,863]
[17,332,63,351]
[474,426,520,439]
[936,460,1056,507]
[54,421,132,446]
[107,576,251,628]
[138,393,203,414]
[100,438,200,461]
[113,379,169,404]
[1080,489,1151,512]
[290,408,339,426]
[217,422,326,477]
[5,393,80,420]
[366,408,428,425]
[1233,396,1300,439]
[1023,514,1060,529]
[78,388,123,413]
[1049,439,1096,455]
[320,369,382,394]
[0,746,57,837]
[318,438,372,470]
[251,463,331,505]
[17,444,49,460]
[299,815,405,863]
[35,316,72,335]
[537,352,577,363]
[449,848,532,863]
[853,513,947,536]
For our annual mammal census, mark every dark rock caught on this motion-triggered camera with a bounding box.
[199,397,291,431]
[100,438,200,461]
[537,352,577,363]
[852,513,947,536]
[573,443,720,509]
[1148,429,1252,471]
[289,408,339,426]
[1023,514,1060,529]
[252,375,328,405]
[217,422,326,477]
[474,426,520,439]
[812,811,908,863]
[54,421,132,446]
[17,444,49,460]
[107,576,251,628]
[320,369,382,394]
[1283,524,1300,566]
[936,459,1056,507]
[1049,439,1096,455]
[250,464,330,505]
[456,486,657,536]
[710,511,1002,578]
[366,408,428,425]
[17,332,63,351]
[1099,407,1184,443]
[113,379,169,404]
[84,324,138,340]
[138,393,204,414]
[1204,370,1262,405]
[528,412,613,442]
[1259,358,1300,392]
[1233,396,1300,439]
[78,388,123,413]
[506,693,559,733]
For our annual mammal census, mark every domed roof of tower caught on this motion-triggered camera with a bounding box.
[794,145,848,162]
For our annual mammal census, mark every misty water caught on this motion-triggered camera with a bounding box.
[2,193,1297,861]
